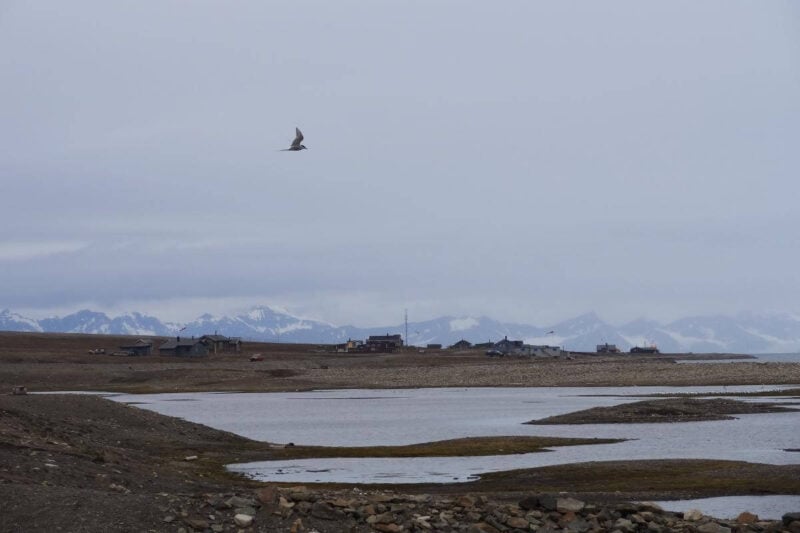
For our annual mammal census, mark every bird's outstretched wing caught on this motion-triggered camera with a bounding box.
[290,127,304,149]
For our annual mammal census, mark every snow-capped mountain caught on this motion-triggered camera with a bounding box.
[0,309,43,332]
[2,306,800,353]
[37,310,178,336]
[179,307,346,343]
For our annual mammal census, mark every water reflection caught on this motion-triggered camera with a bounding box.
[105,385,800,520]
[110,385,795,446]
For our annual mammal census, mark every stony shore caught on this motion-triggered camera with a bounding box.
[1,332,799,532]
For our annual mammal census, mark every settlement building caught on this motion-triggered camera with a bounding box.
[364,334,404,353]
[488,336,563,357]
[596,343,621,354]
[117,339,153,356]
[630,345,660,354]
[159,337,209,357]
[450,339,473,350]
[200,334,242,354]
[334,339,364,353]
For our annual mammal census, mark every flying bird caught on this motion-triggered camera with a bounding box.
[281,127,307,151]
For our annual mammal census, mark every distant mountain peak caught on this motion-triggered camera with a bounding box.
[1,306,799,353]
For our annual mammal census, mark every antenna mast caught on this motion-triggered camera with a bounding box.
[405,309,408,349]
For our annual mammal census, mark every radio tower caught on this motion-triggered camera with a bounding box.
[405,309,408,349]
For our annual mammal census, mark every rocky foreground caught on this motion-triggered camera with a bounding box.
[43,484,800,533]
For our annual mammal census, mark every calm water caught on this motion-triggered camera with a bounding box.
[679,353,800,364]
[108,385,800,519]
[654,495,800,520]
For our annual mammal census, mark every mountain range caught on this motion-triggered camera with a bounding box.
[2,306,800,354]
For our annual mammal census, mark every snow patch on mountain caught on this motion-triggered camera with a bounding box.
[0,309,43,332]
[449,317,479,332]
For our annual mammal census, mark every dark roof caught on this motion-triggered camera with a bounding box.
[120,342,152,349]
[201,335,229,342]
[368,334,402,341]
[159,339,204,350]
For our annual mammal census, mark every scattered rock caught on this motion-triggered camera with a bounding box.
[183,518,209,530]
[518,495,541,511]
[736,511,758,523]
[696,522,731,533]
[257,485,279,505]
[226,495,257,509]
[310,501,339,520]
[683,508,704,521]
[506,516,528,528]
[457,495,477,509]
[373,524,403,533]
[556,496,585,512]
[233,513,254,527]
[279,496,295,510]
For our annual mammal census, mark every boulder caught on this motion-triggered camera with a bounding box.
[506,516,529,528]
[256,485,278,505]
[412,516,432,530]
[683,509,704,521]
[637,502,664,513]
[614,518,636,532]
[373,524,404,533]
[226,495,257,509]
[183,518,209,530]
[696,523,731,533]
[310,501,340,521]
[538,495,559,511]
[736,511,758,524]
[233,514,254,527]
[290,518,303,533]
[556,497,585,513]
[518,496,540,510]
[287,486,314,502]
[458,495,477,509]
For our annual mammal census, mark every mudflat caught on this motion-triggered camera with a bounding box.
[2,331,799,532]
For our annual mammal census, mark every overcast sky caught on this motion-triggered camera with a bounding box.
[1,1,799,326]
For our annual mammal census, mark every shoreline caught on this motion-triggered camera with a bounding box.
[2,332,799,531]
